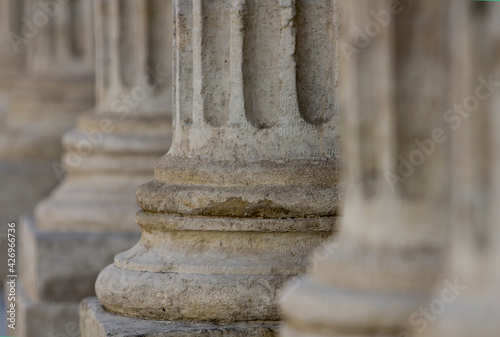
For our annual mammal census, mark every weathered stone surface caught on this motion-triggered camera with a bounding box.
[80,298,279,337]
[281,1,453,336]
[94,0,341,328]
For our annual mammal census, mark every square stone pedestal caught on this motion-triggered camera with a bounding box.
[80,298,279,337]
[17,216,140,336]
[20,216,140,302]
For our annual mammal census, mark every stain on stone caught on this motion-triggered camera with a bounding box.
[201,197,292,219]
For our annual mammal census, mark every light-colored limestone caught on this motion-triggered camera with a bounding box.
[281,1,453,336]
[422,2,500,336]
[93,0,340,333]
[17,0,173,335]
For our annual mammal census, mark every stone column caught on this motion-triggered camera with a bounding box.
[0,0,95,253]
[82,0,340,336]
[15,0,173,336]
[423,2,500,337]
[281,1,453,336]
[0,0,28,289]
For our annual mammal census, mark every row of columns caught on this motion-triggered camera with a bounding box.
[2,0,498,336]
[83,0,500,336]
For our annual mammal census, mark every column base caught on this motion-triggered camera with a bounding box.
[7,285,80,337]
[80,297,279,337]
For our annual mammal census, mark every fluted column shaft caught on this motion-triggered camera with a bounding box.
[95,0,340,329]
[27,0,94,80]
[281,1,453,336]
[424,2,500,336]
[96,0,171,116]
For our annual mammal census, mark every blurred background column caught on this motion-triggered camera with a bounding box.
[0,0,95,221]
[0,0,28,291]
[0,0,95,288]
[281,1,453,336]
[0,0,26,108]
[82,0,341,335]
[423,1,500,336]
[14,0,173,336]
